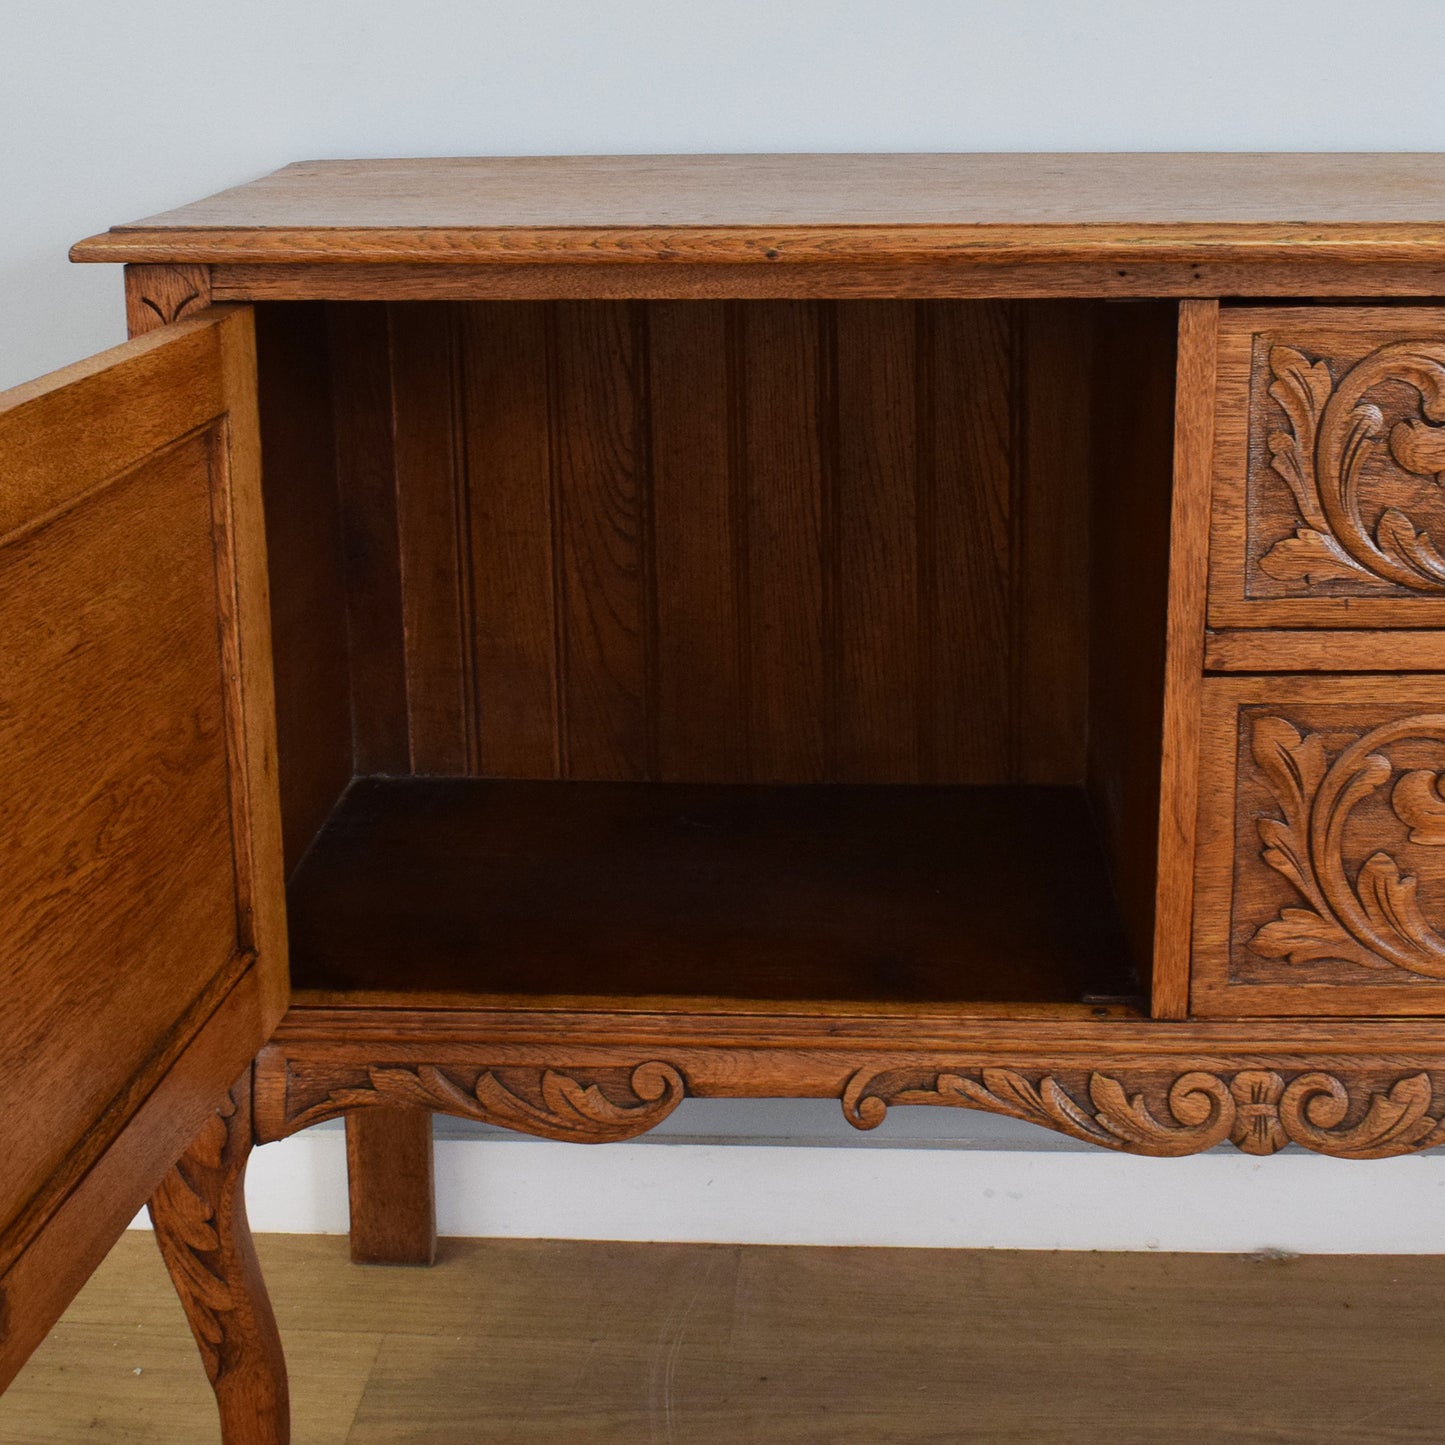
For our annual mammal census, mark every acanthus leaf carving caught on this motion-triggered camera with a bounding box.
[1247,712,1445,977]
[285,1061,686,1143]
[1393,767,1445,845]
[842,1066,1445,1159]
[1257,340,1445,593]
[148,1094,238,1379]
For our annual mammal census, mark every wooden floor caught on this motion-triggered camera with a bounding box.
[3,1235,1444,1442]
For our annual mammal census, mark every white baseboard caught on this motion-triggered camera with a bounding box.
[131,1100,1445,1252]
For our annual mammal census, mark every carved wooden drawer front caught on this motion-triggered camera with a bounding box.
[1193,675,1445,1016]
[1209,307,1445,629]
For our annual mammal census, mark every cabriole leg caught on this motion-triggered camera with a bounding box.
[149,1071,289,1445]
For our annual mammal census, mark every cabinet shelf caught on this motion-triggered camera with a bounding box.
[286,777,1140,1013]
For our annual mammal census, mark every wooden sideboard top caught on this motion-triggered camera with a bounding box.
[70,153,1445,267]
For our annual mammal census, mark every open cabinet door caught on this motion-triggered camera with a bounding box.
[0,307,287,1386]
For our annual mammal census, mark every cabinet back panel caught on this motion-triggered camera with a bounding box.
[329,300,1094,786]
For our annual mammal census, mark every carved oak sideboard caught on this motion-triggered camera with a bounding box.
[7,154,1445,1439]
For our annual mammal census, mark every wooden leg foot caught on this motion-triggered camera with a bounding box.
[149,1071,289,1445]
[345,1108,438,1265]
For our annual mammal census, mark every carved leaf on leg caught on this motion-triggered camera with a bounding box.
[149,1101,237,1381]
[284,1061,686,1142]
[842,1066,1445,1159]
[148,1078,288,1445]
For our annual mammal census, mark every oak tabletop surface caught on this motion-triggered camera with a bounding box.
[70,153,1445,267]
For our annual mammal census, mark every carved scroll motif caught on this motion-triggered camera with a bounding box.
[842,1066,1445,1159]
[1247,712,1445,977]
[283,1062,687,1142]
[1259,341,1445,592]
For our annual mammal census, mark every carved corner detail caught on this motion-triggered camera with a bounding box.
[124,263,212,337]
[1247,712,1445,977]
[1259,340,1445,593]
[280,1062,687,1143]
[843,1065,1445,1159]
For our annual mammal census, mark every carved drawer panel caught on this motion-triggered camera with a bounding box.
[1208,307,1445,629]
[1192,675,1445,1017]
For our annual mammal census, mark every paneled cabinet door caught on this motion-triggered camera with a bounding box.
[1193,675,1445,1017]
[0,309,287,1385]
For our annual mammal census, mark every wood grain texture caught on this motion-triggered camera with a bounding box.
[649,301,748,780]
[263,1003,1445,1055]
[453,303,557,775]
[149,1077,289,1444]
[1087,302,1179,985]
[833,302,920,779]
[1204,629,1445,672]
[344,1111,437,1267]
[0,311,280,1264]
[251,304,353,874]
[387,304,476,775]
[212,306,289,1032]
[327,304,408,773]
[550,302,653,779]
[340,299,1093,785]
[70,154,1445,269]
[741,302,829,779]
[0,971,268,1392]
[205,257,1445,304]
[284,778,1136,1011]
[15,1236,1445,1445]
[1193,674,1445,1016]
[1209,307,1445,629]
[1016,301,1091,783]
[1152,300,1219,1018]
[0,308,287,1389]
[257,1010,1445,1159]
[923,301,1014,780]
[0,428,242,1224]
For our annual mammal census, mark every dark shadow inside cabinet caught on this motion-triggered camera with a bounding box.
[254,297,1178,1016]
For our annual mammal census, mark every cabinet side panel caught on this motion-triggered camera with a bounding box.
[1152,299,1221,1017]
[1086,302,1179,991]
[254,303,354,871]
